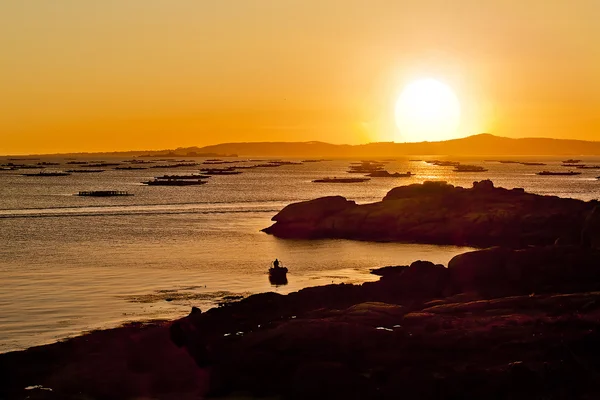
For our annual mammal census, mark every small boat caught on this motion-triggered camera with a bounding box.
[520,162,546,166]
[313,177,370,183]
[576,165,600,169]
[536,171,582,176]
[142,178,207,186]
[114,166,148,170]
[150,163,199,169]
[367,171,412,178]
[427,160,461,167]
[22,171,71,177]
[269,260,288,285]
[156,174,210,180]
[302,159,329,163]
[78,191,133,197]
[66,169,105,173]
[15,164,46,169]
[562,159,582,164]
[453,165,488,172]
[347,161,386,174]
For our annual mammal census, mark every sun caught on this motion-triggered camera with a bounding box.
[394,78,461,142]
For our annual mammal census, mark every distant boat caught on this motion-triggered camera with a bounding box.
[302,159,330,163]
[367,171,413,178]
[115,166,148,170]
[537,171,582,176]
[15,164,46,169]
[150,163,199,169]
[22,171,71,177]
[453,165,488,172]
[78,190,133,197]
[562,159,582,164]
[520,162,546,166]
[313,177,370,183]
[142,178,207,186]
[66,169,105,173]
[156,174,210,180]
[576,165,600,169]
[427,160,461,167]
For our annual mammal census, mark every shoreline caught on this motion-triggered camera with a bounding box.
[4,245,600,399]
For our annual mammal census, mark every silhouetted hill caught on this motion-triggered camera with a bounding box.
[195,134,600,157]
[7,134,600,157]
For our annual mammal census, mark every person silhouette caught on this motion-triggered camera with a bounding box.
[273,258,280,269]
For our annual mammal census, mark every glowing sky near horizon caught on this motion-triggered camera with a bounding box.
[0,1,599,154]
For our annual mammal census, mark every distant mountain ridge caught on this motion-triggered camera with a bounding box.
[191,134,600,157]
[7,134,600,157]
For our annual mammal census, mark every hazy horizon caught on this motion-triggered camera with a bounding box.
[4,133,600,157]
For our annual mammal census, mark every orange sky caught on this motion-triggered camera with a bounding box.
[1,1,599,154]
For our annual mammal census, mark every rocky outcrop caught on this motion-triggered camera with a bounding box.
[5,247,600,399]
[263,180,598,247]
[447,246,600,296]
[166,247,600,398]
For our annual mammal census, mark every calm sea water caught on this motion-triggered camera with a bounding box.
[1,156,599,352]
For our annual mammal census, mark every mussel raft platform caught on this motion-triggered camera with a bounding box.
[77,191,133,197]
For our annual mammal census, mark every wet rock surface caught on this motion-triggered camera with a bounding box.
[263,180,598,247]
[4,248,600,399]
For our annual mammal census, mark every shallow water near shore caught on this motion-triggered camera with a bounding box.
[1,156,599,352]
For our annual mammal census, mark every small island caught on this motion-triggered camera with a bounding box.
[263,180,598,247]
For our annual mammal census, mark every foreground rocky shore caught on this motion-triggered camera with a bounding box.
[3,244,600,399]
[263,180,600,247]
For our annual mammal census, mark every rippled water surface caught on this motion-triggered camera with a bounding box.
[1,156,599,352]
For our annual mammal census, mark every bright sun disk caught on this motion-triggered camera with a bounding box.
[395,78,461,142]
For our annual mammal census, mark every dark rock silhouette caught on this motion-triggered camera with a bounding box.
[264,180,597,247]
[448,246,600,296]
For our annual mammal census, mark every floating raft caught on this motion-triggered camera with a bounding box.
[78,191,133,197]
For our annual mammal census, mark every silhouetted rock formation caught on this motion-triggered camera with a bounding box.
[264,180,598,247]
[5,247,600,399]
